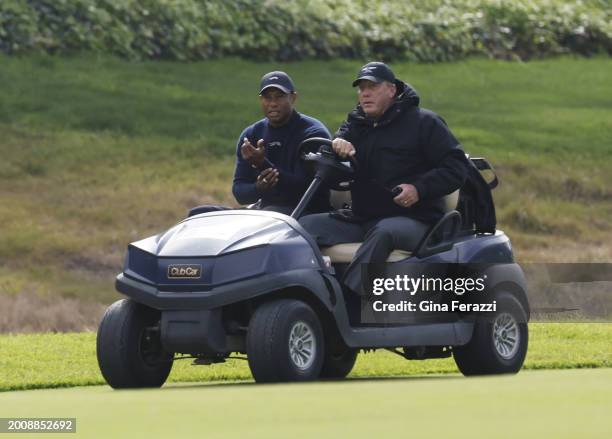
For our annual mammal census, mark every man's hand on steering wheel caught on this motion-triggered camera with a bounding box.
[393,184,420,208]
[332,138,356,158]
[298,137,358,191]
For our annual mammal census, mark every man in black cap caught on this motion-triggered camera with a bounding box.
[300,61,469,296]
[232,71,331,215]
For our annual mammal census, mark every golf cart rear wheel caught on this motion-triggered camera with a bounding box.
[97,299,173,389]
[453,291,528,376]
[247,299,324,383]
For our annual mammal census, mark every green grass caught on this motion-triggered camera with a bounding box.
[0,323,610,392]
[0,55,611,304]
[0,369,610,438]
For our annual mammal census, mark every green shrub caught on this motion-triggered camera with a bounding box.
[0,0,38,53]
[0,0,610,62]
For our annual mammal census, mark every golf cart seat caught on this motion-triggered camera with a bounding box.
[321,190,460,263]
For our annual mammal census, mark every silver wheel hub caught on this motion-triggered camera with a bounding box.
[492,312,520,360]
[288,321,316,370]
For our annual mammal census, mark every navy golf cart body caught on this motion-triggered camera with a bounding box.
[97,139,529,388]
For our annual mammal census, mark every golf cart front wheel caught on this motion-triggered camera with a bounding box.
[453,290,528,376]
[247,299,324,383]
[97,299,173,389]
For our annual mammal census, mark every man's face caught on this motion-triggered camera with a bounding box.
[356,80,396,119]
[259,87,296,127]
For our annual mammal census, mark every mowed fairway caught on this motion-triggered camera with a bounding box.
[0,369,610,439]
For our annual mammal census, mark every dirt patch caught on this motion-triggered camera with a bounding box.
[62,252,123,284]
[0,292,107,334]
[517,241,612,263]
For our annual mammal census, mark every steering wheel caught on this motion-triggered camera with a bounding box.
[298,137,358,191]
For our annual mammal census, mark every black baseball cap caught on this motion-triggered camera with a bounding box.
[259,71,295,95]
[352,62,396,87]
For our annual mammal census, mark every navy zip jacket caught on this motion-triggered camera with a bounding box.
[336,81,469,223]
[232,111,332,212]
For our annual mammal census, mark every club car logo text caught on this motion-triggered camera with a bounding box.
[167,264,202,279]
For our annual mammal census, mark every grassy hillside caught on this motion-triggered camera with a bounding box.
[0,323,610,391]
[0,55,610,309]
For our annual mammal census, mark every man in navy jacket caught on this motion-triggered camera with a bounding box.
[232,71,331,215]
[301,62,469,295]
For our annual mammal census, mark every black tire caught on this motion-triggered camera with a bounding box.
[247,299,324,383]
[97,299,173,389]
[320,338,358,379]
[453,290,528,376]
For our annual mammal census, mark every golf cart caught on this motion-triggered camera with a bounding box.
[97,138,529,388]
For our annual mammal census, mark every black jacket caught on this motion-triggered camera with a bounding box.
[336,81,469,223]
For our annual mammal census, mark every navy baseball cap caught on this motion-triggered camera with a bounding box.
[259,71,295,95]
[352,62,396,87]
